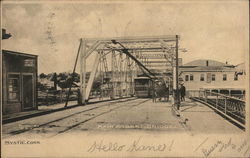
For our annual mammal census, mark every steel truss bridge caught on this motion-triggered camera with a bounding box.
[63,35,246,130]
[71,35,181,105]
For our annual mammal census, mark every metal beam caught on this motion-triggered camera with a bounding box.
[85,53,100,101]
[97,47,164,51]
[146,61,171,63]
[84,35,177,42]
[80,39,87,104]
[85,41,102,58]
[111,41,157,79]
[145,65,172,67]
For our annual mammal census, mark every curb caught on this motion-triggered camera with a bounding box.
[3,97,133,124]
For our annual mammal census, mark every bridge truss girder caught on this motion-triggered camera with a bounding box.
[79,35,180,105]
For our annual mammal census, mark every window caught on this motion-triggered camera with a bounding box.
[234,74,238,81]
[8,74,20,102]
[207,73,211,83]
[190,74,194,81]
[223,74,227,81]
[200,74,205,81]
[185,75,189,81]
[212,74,216,81]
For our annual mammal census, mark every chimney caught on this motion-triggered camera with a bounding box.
[206,60,209,66]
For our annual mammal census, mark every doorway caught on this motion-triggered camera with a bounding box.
[22,74,34,110]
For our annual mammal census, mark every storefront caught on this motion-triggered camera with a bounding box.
[2,50,38,115]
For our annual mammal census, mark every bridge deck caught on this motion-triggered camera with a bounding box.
[2,97,243,139]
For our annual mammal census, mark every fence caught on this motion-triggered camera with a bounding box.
[187,90,245,129]
[37,90,78,106]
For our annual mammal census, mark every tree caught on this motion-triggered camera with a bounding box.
[71,72,80,82]
[37,81,47,91]
[39,73,47,79]
[57,72,73,90]
[40,72,80,91]
[57,72,68,81]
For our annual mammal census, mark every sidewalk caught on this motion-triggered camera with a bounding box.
[2,96,128,124]
[177,98,243,134]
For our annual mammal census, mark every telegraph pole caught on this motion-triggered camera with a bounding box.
[175,35,180,110]
[65,39,82,107]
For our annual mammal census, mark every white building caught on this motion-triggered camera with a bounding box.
[179,60,246,95]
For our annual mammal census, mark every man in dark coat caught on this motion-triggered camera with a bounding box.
[180,83,186,102]
[152,82,157,102]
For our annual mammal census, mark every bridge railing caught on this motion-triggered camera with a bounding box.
[187,90,245,129]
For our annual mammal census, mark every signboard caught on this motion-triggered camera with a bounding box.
[24,59,35,67]
[140,54,165,58]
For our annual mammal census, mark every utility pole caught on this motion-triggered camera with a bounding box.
[65,39,82,107]
[175,35,180,110]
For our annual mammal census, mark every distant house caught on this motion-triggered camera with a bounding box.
[179,59,246,95]
[38,78,54,88]
[2,50,38,115]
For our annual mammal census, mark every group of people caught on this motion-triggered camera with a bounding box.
[152,81,170,102]
[152,81,186,103]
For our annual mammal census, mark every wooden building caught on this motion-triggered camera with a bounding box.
[179,60,246,92]
[2,50,38,115]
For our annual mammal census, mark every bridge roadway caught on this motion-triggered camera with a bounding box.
[2,97,243,139]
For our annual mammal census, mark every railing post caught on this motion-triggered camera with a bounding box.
[216,93,218,109]
[46,90,49,106]
[225,97,227,114]
[205,90,207,102]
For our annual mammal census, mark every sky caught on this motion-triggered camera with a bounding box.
[2,0,249,74]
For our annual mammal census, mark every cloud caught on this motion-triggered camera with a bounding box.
[2,1,248,74]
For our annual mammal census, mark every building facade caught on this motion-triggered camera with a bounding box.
[2,50,38,115]
[179,60,246,95]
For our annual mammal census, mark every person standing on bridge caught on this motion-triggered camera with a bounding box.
[164,83,170,102]
[180,83,186,102]
[152,82,157,102]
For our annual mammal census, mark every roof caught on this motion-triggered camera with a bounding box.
[180,66,235,72]
[180,59,236,72]
[183,59,233,67]
[2,49,38,58]
[235,63,245,70]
